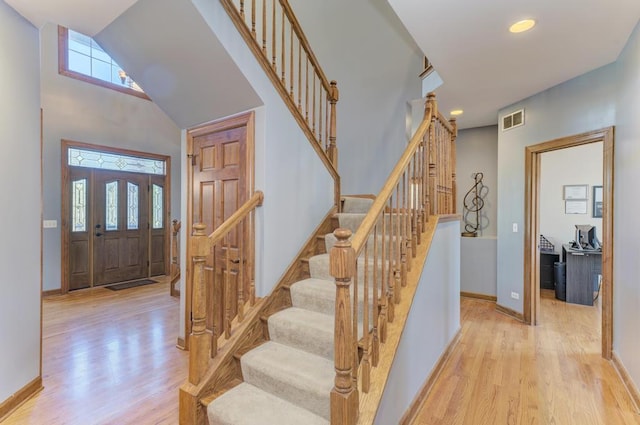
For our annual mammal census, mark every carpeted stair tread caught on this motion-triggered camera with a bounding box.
[207,382,328,425]
[335,212,367,233]
[241,341,334,419]
[290,278,376,325]
[342,196,374,213]
[268,307,334,360]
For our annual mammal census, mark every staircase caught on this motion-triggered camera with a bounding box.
[206,197,374,425]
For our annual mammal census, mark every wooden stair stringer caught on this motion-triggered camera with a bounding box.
[180,205,338,425]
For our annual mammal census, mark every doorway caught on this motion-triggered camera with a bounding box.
[524,127,614,358]
[61,140,172,292]
[185,112,255,348]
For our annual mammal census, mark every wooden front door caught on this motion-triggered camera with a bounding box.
[191,114,252,334]
[93,170,149,286]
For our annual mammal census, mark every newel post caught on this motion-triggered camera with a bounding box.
[330,228,358,425]
[188,223,211,386]
[328,80,340,168]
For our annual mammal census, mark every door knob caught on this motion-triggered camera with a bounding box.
[95,232,103,237]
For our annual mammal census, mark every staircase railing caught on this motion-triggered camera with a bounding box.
[220,0,341,207]
[188,190,264,387]
[329,93,457,424]
[170,219,182,297]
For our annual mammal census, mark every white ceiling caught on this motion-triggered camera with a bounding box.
[388,0,640,128]
[6,0,640,129]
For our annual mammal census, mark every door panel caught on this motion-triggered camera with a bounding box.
[94,170,149,286]
[192,125,248,334]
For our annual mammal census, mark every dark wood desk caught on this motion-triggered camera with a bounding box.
[562,244,602,306]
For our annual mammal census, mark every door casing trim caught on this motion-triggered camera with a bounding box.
[523,127,614,358]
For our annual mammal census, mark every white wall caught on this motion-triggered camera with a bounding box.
[539,143,603,253]
[375,220,460,424]
[496,63,616,312]
[287,0,424,195]
[614,19,640,397]
[40,23,182,291]
[0,0,42,403]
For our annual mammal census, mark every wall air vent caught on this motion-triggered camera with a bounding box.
[501,109,525,131]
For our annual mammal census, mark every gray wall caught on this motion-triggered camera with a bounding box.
[40,23,181,291]
[496,63,616,312]
[614,19,640,397]
[0,1,41,403]
[287,0,424,196]
[375,220,460,425]
[456,126,498,297]
[457,125,498,237]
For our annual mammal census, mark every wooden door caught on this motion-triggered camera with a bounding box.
[192,123,248,333]
[93,170,149,286]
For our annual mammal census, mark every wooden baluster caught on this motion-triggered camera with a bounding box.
[328,81,339,168]
[281,8,285,84]
[250,209,256,306]
[189,223,211,384]
[325,92,330,151]
[450,117,458,214]
[289,24,294,97]
[402,169,411,278]
[330,228,358,425]
[387,196,395,322]
[240,0,245,18]
[271,0,276,70]
[362,237,371,393]
[428,93,437,216]
[394,183,402,302]
[372,222,380,366]
[312,72,316,135]
[305,58,309,122]
[319,89,324,148]
[224,234,232,339]
[251,0,256,38]
[298,43,302,110]
[379,206,388,342]
[170,219,181,296]
[351,259,358,398]
[237,219,245,322]
[416,141,423,243]
[411,154,419,254]
[262,0,266,54]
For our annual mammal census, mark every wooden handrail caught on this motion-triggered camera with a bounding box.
[188,190,264,387]
[170,219,182,297]
[329,92,457,424]
[219,0,341,208]
[205,190,264,249]
[350,100,434,255]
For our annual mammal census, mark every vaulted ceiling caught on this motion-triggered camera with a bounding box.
[6,0,640,129]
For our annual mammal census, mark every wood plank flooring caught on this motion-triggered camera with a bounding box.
[412,293,640,425]
[3,278,187,425]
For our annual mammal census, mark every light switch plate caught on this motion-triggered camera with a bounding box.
[43,220,57,228]
[512,223,518,232]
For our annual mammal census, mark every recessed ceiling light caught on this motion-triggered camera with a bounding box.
[450,109,464,116]
[509,19,536,33]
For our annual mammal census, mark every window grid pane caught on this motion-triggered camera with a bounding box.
[152,184,163,229]
[67,29,144,93]
[127,182,139,230]
[105,181,118,231]
[72,179,87,232]
[69,147,165,175]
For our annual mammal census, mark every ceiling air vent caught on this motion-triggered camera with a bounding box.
[502,109,524,131]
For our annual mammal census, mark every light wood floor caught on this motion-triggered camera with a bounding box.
[412,293,640,425]
[2,277,187,425]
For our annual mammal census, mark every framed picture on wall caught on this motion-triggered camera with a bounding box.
[565,200,588,214]
[563,184,588,200]
[593,185,603,218]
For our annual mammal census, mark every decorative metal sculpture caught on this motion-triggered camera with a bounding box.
[462,172,486,237]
